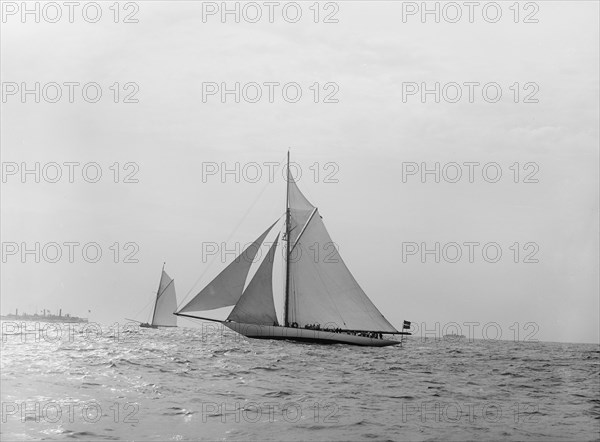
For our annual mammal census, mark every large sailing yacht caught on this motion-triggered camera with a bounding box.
[176,153,410,346]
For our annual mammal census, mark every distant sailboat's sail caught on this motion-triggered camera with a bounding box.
[227,235,280,325]
[287,181,398,333]
[152,270,178,327]
[178,221,277,313]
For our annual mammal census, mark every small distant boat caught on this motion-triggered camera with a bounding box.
[443,333,465,339]
[0,308,88,323]
[127,264,178,329]
[176,152,411,347]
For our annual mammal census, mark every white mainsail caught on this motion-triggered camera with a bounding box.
[178,221,277,313]
[286,178,398,333]
[152,270,178,327]
[227,235,280,326]
[288,208,398,332]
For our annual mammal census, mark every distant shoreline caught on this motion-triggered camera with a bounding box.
[0,315,88,323]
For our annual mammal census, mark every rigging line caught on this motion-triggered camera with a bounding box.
[176,212,284,312]
[177,189,271,310]
[132,292,157,320]
[278,226,287,326]
[290,208,318,254]
[293,276,298,325]
[177,156,288,310]
[156,279,175,301]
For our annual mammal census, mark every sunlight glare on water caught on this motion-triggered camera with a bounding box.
[1,322,599,441]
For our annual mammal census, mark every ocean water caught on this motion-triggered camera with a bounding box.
[1,322,599,441]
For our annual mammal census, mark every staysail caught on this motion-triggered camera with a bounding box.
[286,178,398,333]
[227,235,280,325]
[152,270,178,327]
[178,221,277,313]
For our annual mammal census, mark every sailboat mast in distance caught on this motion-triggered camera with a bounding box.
[152,264,178,327]
[131,263,177,329]
[284,149,291,327]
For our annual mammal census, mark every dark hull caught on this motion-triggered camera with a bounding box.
[223,322,401,347]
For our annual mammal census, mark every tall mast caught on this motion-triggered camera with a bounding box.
[284,150,291,327]
[151,262,165,325]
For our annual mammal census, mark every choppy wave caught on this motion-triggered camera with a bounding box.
[1,323,598,441]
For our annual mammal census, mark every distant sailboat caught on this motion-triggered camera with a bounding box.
[176,153,410,346]
[127,264,178,329]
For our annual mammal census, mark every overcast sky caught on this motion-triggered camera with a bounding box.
[1,1,598,344]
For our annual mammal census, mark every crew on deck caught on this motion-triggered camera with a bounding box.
[302,323,383,339]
